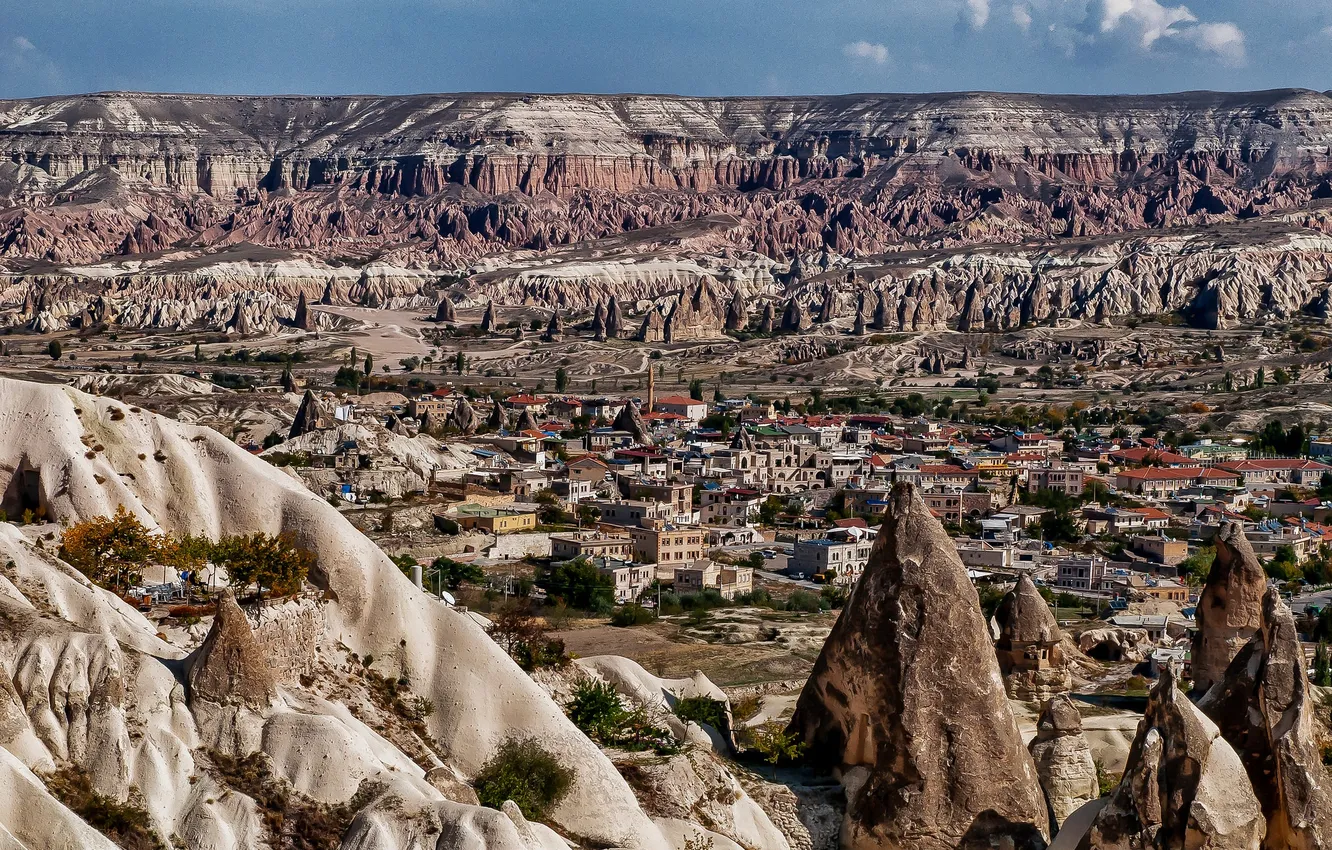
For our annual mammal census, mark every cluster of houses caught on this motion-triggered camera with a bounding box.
[281,383,1332,616]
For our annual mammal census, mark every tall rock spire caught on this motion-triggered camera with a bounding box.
[1192,521,1267,696]
[789,483,1048,850]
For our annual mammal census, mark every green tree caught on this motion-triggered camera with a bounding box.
[537,558,613,610]
[688,378,705,401]
[555,367,569,393]
[59,505,161,591]
[455,350,466,375]
[1177,546,1216,586]
[429,555,484,590]
[213,532,313,610]
[194,343,202,362]
[1265,544,1302,582]
[46,340,62,361]
[363,354,373,377]
[1315,642,1332,687]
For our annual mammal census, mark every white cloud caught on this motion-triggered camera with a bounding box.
[1011,4,1033,32]
[843,40,890,64]
[1,35,61,91]
[1100,0,1196,49]
[966,0,991,29]
[1182,20,1245,65]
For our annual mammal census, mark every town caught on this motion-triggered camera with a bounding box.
[261,370,1332,686]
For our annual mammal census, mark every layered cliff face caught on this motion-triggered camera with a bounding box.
[7,89,1332,330]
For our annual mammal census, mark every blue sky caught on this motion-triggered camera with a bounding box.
[1,0,1328,98]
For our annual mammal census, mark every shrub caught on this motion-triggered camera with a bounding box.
[474,738,574,822]
[567,679,626,742]
[213,532,313,608]
[490,604,568,671]
[1095,759,1120,797]
[566,679,678,755]
[743,721,807,765]
[610,604,654,627]
[44,766,164,850]
[675,696,727,731]
[785,590,822,613]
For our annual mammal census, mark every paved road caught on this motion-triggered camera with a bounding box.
[1290,589,1332,614]
[755,568,819,590]
[714,542,816,586]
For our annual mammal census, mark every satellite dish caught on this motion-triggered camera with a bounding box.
[440,590,456,606]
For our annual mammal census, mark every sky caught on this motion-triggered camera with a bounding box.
[1,0,1329,99]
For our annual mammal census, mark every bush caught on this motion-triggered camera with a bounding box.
[474,738,573,822]
[675,696,727,731]
[44,766,163,849]
[490,605,568,671]
[566,680,678,755]
[742,721,807,765]
[610,604,654,627]
[785,590,822,613]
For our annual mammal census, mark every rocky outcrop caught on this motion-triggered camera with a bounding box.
[1077,628,1153,663]
[725,290,748,331]
[12,91,1332,330]
[446,397,478,435]
[434,296,456,323]
[1192,521,1267,696]
[995,574,1071,702]
[613,402,652,445]
[1029,696,1099,831]
[780,298,811,333]
[788,483,1048,850]
[487,403,510,432]
[480,301,496,334]
[289,389,326,439]
[605,295,624,339]
[1076,663,1265,850]
[758,302,775,334]
[185,590,278,710]
[590,300,607,340]
[515,407,539,432]
[292,291,313,330]
[543,309,564,342]
[1199,589,1332,850]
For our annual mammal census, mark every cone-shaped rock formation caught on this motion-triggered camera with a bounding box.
[289,390,326,439]
[1029,695,1099,831]
[1193,521,1267,696]
[293,292,313,330]
[434,296,456,323]
[1199,589,1332,850]
[613,402,652,445]
[185,590,278,710]
[995,574,1071,701]
[1078,662,1264,850]
[788,482,1048,850]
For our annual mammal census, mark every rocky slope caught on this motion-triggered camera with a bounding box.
[8,89,1332,329]
[0,376,688,849]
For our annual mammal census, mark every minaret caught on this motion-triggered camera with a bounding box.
[647,368,656,413]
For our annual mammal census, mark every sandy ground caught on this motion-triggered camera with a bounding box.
[552,621,821,687]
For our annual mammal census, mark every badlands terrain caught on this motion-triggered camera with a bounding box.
[0,87,1330,848]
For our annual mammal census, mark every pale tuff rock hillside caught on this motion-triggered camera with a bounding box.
[9,90,1332,332]
[0,376,674,849]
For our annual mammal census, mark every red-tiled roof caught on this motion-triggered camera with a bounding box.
[655,395,703,406]
[1117,467,1204,481]
[919,464,978,475]
[1221,459,1332,471]
[833,517,870,529]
